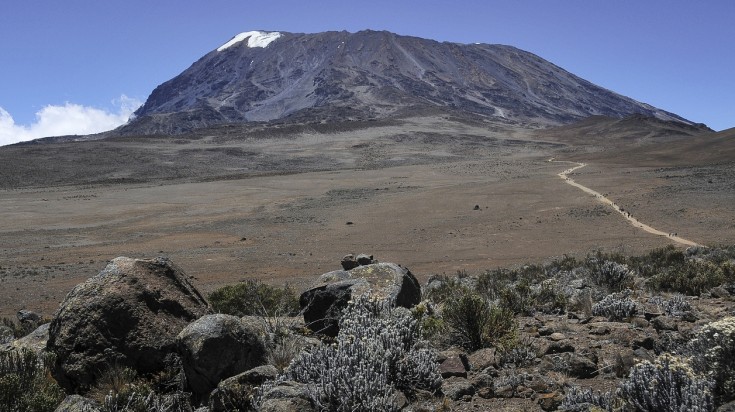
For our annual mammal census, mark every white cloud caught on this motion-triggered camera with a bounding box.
[0,95,142,147]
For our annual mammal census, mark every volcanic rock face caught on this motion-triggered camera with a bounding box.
[46,256,211,392]
[121,30,687,135]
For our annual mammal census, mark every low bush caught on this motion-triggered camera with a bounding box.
[592,289,637,321]
[0,349,64,412]
[687,316,735,405]
[586,258,635,292]
[278,294,442,411]
[619,353,714,412]
[208,279,300,317]
[442,293,516,351]
[647,260,731,296]
[560,386,618,412]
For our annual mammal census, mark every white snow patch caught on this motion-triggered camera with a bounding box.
[217,31,282,51]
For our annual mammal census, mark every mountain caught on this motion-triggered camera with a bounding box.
[118,30,690,135]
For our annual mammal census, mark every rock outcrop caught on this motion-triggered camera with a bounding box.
[300,261,421,336]
[177,314,267,400]
[47,256,210,392]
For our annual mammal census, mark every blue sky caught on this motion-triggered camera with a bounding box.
[1,1,733,145]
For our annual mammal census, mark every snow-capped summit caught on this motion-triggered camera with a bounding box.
[217,31,282,51]
[124,30,691,135]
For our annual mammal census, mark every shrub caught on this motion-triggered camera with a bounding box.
[687,316,735,405]
[592,289,637,321]
[647,260,729,296]
[0,349,64,412]
[649,294,692,317]
[208,279,300,317]
[280,294,442,411]
[423,275,472,304]
[560,386,618,412]
[619,353,714,412]
[442,293,516,351]
[587,259,635,292]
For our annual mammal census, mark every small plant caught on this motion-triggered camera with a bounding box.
[0,349,65,412]
[560,385,618,412]
[619,353,714,412]
[587,259,635,292]
[650,294,692,317]
[278,294,442,411]
[442,293,516,351]
[687,316,735,405]
[592,289,637,321]
[208,279,300,317]
[498,337,538,368]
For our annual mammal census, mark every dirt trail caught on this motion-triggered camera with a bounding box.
[550,158,701,247]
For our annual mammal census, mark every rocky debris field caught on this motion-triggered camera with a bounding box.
[2,245,735,411]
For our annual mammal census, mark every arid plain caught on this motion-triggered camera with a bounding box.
[1,115,733,317]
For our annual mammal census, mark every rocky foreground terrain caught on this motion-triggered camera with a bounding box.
[2,245,735,411]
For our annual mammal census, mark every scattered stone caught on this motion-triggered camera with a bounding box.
[258,381,315,412]
[208,365,278,412]
[47,256,210,392]
[644,311,663,321]
[541,352,598,379]
[440,356,469,378]
[538,325,555,336]
[177,314,267,400]
[340,254,358,270]
[633,336,655,350]
[300,262,421,336]
[11,322,49,354]
[548,332,566,341]
[717,400,735,412]
[441,377,475,401]
[355,253,375,266]
[651,315,678,331]
[473,205,480,210]
[54,395,101,412]
[711,286,731,298]
[468,347,497,371]
[17,309,41,324]
[589,325,610,335]
[537,391,564,411]
[545,341,575,355]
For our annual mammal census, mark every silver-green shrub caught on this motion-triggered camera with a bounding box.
[592,289,637,321]
[687,316,735,405]
[619,353,714,412]
[281,294,442,411]
[560,386,617,412]
[588,259,635,292]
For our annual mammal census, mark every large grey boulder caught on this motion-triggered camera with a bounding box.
[299,262,421,336]
[47,256,210,392]
[11,322,50,354]
[177,314,267,400]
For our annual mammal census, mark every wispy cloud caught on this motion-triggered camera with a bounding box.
[0,95,142,146]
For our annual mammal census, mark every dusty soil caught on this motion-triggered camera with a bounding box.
[0,116,733,318]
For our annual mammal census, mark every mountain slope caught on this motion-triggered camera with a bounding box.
[119,30,689,135]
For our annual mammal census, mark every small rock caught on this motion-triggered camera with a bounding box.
[537,392,563,411]
[651,315,678,331]
[545,341,575,355]
[538,325,554,336]
[17,309,41,324]
[549,332,566,341]
[644,311,663,321]
[340,254,358,270]
[12,322,50,354]
[355,253,375,266]
[473,205,480,210]
[259,381,315,412]
[716,400,735,412]
[711,286,731,298]
[440,356,468,378]
[476,386,494,399]
[633,336,655,350]
[442,377,475,401]
[468,347,497,371]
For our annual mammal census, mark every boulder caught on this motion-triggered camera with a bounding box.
[300,262,421,336]
[441,377,475,401]
[208,365,278,412]
[47,256,210,392]
[54,395,101,412]
[12,322,50,354]
[177,314,267,400]
[440,355,469,378]
[258,381,316,412]
[0,325,13,346]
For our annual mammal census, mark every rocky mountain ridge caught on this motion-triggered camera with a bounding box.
[118,30,689,135]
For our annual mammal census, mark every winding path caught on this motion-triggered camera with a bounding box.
[549,158,701,247]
